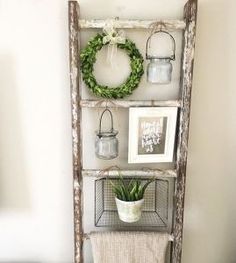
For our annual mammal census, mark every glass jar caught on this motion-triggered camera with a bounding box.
[95,109,119,160]
[146,30,176,85]
[147,58,173,84]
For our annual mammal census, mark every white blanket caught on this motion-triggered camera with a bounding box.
[90,231,170,263]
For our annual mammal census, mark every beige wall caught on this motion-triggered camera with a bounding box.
[183,0,236,262]
[0,0,235,262]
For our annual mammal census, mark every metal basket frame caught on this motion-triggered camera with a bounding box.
[94,177,174,232]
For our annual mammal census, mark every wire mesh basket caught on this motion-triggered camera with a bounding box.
[95,177,174,231]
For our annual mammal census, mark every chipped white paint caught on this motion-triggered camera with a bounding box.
[172,0,198,263]
[80,100,181,108]
[82,169,177,178]
[68,2,83,263]
[79,19,186,30]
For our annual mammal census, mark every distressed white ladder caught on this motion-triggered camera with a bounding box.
[68,0,197,262]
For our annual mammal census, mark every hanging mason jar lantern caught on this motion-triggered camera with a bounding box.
[146,30,176,84]
[95,109,118,160]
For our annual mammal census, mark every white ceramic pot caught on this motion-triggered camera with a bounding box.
[115,198,144,223]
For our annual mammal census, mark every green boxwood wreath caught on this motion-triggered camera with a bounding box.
[80,33,144,99]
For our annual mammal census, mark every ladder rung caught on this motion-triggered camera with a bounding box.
[83,232,174,241]
[79,19,186,30]
[80,100,181,108]
[82,169,177,178]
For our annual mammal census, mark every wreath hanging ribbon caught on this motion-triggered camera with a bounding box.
[80,20,144,99]
[102,20,126,67]
[102,20,126,45]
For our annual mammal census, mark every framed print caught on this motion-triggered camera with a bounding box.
[128,107,178,163]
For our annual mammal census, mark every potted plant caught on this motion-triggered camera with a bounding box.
[110,173,154,223]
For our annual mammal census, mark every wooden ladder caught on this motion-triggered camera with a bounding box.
[68,0,198,262]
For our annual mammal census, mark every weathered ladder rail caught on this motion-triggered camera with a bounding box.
[68,2,82,263]
[78,19,186,30]
[80,99,181,108]
[82,169,177,178]
[172,0,197,262]
[68,0,197,262]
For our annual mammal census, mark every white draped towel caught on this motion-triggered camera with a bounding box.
[90,231,170,263]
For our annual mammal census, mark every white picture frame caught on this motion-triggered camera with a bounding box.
[128,107,178,163]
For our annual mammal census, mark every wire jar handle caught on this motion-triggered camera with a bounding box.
[146,30,176,60]
[99,108,114,133]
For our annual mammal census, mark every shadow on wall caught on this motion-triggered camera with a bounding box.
[0,54,31,210]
